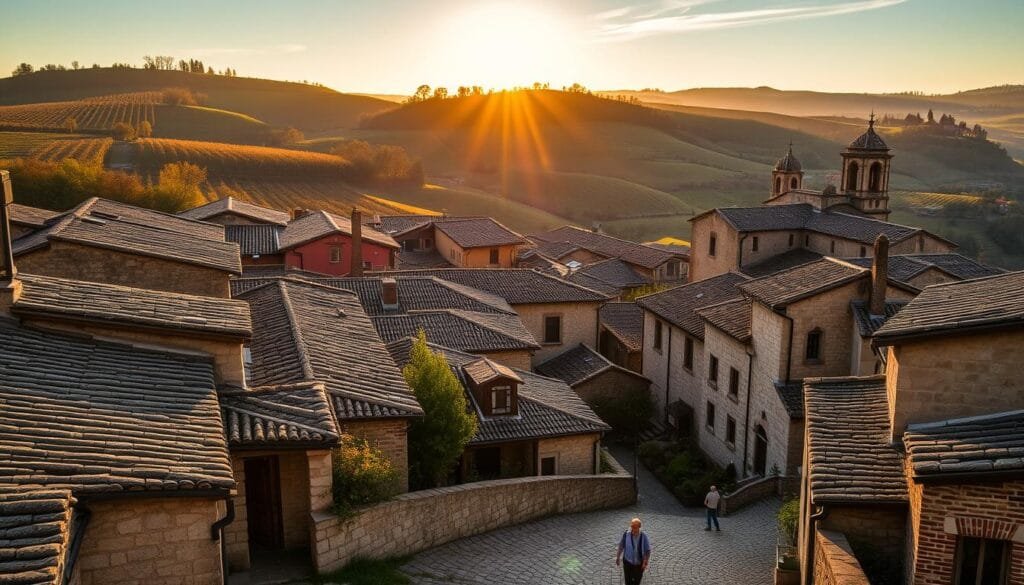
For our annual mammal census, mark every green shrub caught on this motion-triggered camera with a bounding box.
[332,434,399,516]
[777,497,800,545]
[664,452,697,486]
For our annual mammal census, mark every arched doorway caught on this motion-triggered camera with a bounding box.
[790,177,798,190]
[846,162,859,191]
[868,162,883,192]
[753,425,768,477]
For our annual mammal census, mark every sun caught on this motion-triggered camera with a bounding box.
[437,3,574,89]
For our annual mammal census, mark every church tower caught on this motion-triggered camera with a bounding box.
[840,114,892,220]
[771,143,803,198]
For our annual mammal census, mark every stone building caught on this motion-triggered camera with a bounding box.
[277,209,398,275]
[529,225,688,282]
[368,215,529,269]
[9,202,59,239]
[386,339,611,481]
[179,195,292,226]
[535,343,651,410]
[598,301,644,372]
[798,270,1024,584]
[565,257,654,299]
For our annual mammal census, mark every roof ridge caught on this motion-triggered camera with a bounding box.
[906,409,1024,431]
[919,268,1024,289]
[277,281,317,382]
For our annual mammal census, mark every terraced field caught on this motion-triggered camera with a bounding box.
[33,137,113,166]
[0,92,159,132]
[895,191,986,208]
[133,138,352,180]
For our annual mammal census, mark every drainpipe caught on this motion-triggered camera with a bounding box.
[737,234,747,271]
[211,496,236,585]
[780,310,795,384]
[741,348,754,479]
[62,503,91,585]
[663,326,673,426]
[803,504,830,585]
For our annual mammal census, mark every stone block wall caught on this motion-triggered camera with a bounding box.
[76,497,223,585]
[813,529,872,585]
[312,471,635,573]
[479,349,533,371]
[16,241,232,297]
[519,302,600,364]
[537,433,600,475]
[572,368,650,406]
[339,418,410,493]
[688,214,740,282]
[819,504,906,580]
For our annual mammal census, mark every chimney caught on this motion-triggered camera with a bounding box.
[869,234,889,316]
[591,221,601,233]
[0,171,23,314]
[380,277,398,311]
[291,208,309,220]
[350,208,363,277]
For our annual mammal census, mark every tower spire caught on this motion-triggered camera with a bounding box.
[868,111,875,129]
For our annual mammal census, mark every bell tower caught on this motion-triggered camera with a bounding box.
[840,114,893,220]
[771,142,803,198]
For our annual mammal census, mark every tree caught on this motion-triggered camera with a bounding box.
[71,61,79,70]
[63,117,77,133]
[457,86,471,98]
[161,87,197,106]
[412,84,431,103]
[267,126,304,146]
[136,120,153,138]
[150,162,206,211]
[111,122,136,141]
[432,87,448,100]
[927,108,935,124]
[402,331,477,488]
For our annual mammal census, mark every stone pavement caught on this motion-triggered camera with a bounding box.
[401,446,781,584]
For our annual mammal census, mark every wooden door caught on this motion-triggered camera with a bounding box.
[244,456,284,551]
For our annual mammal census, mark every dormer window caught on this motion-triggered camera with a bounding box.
[491,386,511,414]
[463,358,522,417]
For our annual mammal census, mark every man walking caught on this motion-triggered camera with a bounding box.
[616,517,651,585]
[704,485,721,531]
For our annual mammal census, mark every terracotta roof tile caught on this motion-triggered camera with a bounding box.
[279,210,398,250]
[221,384,339,448]
[0,488,75,585]
[904,410,1024,479]
[432,217,528,248]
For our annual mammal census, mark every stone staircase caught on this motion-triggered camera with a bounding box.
[637,419,671,443]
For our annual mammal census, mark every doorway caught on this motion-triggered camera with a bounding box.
[753,426,768,477]
[473,447,502,479]
[244,456,284,552]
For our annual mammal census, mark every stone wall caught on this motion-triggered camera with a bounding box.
[819,504,906,580]
[312,470,635,573]
[688,214,740,282]
[433,227,519,268]
[478,348,533,371]
[537,433,600,475]
[572,367,650,406]
[76,496,224,585]
[517,301,600,364]
[339,418,410,493]
[813,529,872,585]
[718,474,796,516]
[17,241,232,297]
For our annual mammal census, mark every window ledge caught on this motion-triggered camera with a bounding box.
[725,442,736,452]
[727,393,739,404]
[707,381,718,390]
[705,426,715,435]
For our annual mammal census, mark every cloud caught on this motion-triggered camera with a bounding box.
[183,44,308,57]
[594,0,907,42]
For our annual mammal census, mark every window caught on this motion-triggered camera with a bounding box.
[728,367,739,398]
[788,234,794,247]
[709,233,717,257]
[705,401,716,432]
[423,237,433,250]
[790,177,798,189]
[806,329,822,362]
[491,386,511,414]
[683,337,694,371]
[955,537,1008,585]
[868,162,883,192]
[666,261,678,277]
[653,320,663,351]
[752,236,759,252]
[830,240,836,254]
[329,246,342,263]
[540,456,557,476]
[489,248,500,264]
[543,315,562,344]
[859,246,867,257]
[708,354,719,387]
[775,177,782,194]
[726,416,736,446]
[402,240,416,252]
[846,162,859,191]
[362,261,372,269]
[804,235,810,247]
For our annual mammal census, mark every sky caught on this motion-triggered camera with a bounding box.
[3,0,1023,95]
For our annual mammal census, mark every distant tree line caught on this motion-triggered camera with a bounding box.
[878,109,988,140]
[11,56,238,77]
[403,82,639,105]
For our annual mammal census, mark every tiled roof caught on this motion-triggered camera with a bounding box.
[564,272,621,296]
[236,279,422,419]
[775,145,802,172]
[874,271,1024,343]
[378,268,609,305]
[12,197,241,274]
[319,276,516,316]
[432,217,528,248]
[804,376,907,504]
[848,124,889,150]
[904,410,1024,479]
[599,302,643,352]
[739,258,866,309]
[9,203,59,228]
[532,226,681,269]
[741,248,824,278]
[372,310,539,353]
[526,238,584,261]
[697,299,752,343]
[535,344,648,387]
[636,272,748,340]
[368,214,442,235]
[279,210,398,250]
[386,339,609,444]
[566,258,652,292]
[221,384,339,448]
[226,224,282,256]
[13,273,252,338]
[775,382,804,419]
[463,357,523,386]
[844,253,1004,283]
[178,196,290,226]
[850,300,909,337]
[703,204,931,245]
[0,319,234,493]
[394,249,453,270]
[0,488,75,585]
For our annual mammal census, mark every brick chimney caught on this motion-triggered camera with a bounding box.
[869,234,889,316]
[380,277,398,311]
[0,171,23,314]
[291,208,310,220]
[350,208,363,277]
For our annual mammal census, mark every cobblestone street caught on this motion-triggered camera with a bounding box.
[401,447,781,585]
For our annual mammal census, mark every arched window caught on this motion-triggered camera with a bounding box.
[790,177,798,189]
[846,162,859,191]
[775,177,782,194]
[868,162,883,192]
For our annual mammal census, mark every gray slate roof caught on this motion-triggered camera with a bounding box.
[178,196,291,226]
[535,344,648,387]
[741,248,824,278]
[904,410,1024,479]
[850,300,909,337]
[0,488,75,585]
[279,210,398,250]
[373,310,539,353]
[844,253,1004,284]
[697,299,752,343]
[237,279,422,419]
[739,258,867,309]
[636,272,748,340]
[226,224,282,256]
[387,339,609,444]
[379,268,609,305]
[12,197,241,274]
[432,217,528,248]
[804,376,907,504]
[527,239,583,261]
[9,204,59,228]
[848,124,889,150]
[221,384,339,448]
[599,302,643,352]
[315,276,516,317]
[775,382,804,419]
[874,271,1024,343]
[13,273,252,338]
[367,214,443,235]
[566,258,652,292]
[532,226,681,269]
[0,318,234,493]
